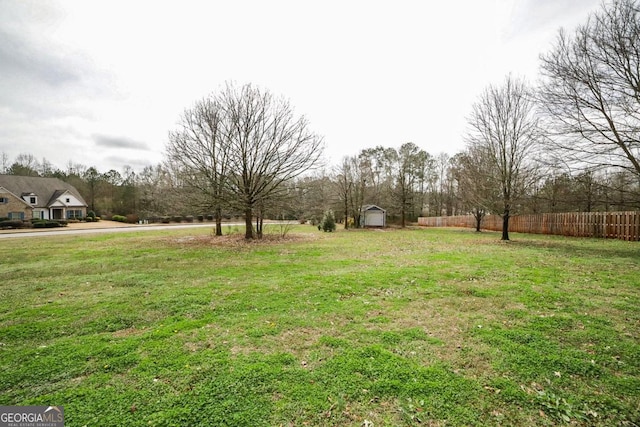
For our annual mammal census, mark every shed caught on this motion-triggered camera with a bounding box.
[360,205,386,227]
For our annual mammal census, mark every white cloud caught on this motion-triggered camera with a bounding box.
[0,0,604,172]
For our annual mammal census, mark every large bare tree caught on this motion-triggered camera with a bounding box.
[167,84,323,239]
[218,83,324,239]
[167,96,230,235]
[466,75,540,240]
[539,0,640,178]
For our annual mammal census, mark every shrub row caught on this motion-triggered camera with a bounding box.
[138,213,244,224]
[32,219,68,228]
[111,215,127,223]
[0,219,25,229]
[109,214,138,223]
[0,217,97,229]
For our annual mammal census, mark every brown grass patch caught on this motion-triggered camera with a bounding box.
[378,297,527,379]
[112,327,146,338]
[164,232,319,249]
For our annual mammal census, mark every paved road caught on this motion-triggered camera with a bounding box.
[0,223,226,239]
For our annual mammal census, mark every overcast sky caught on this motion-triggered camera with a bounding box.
[0,0,602,173]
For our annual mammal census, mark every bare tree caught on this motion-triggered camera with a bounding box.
[452,149,493,232]
[0,152,9,174]
[39,158,55,177]
[83,167,100,213]
[66,161,87,178]
[466,75,540,240]
[214,83,324,239]
[9,153,40,176]
[358,146,396,208]
[137,164,172,219]
[413,150,433,219]
[348,155,367,227]
[334,156,354,229]
[539,0,640,179]
[427,153,458,216]
[167,96,230,235]
[99,169,122,216]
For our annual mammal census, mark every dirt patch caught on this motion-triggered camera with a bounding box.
[112,327,146,338]
[164,232,319,249]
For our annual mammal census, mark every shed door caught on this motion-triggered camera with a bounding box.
[366,211,384,226]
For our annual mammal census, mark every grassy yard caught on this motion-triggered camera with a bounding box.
[0,226,638,426]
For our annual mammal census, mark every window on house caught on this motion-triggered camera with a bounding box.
[8,212,25,220]
[66,210,83,219]
[65,198,70,203]
[29,196,36,204]
[0,197,7,204]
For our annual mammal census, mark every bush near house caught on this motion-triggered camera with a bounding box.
[0,219,25,229]
[86,211,100,222]
[32,219,68,228]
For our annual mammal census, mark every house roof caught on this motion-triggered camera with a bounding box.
[0,175,88,208]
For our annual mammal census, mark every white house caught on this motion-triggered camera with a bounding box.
[360,205,386,227]
[0,175,88,220]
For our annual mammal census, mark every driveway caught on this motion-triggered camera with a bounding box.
[0,221,220,239]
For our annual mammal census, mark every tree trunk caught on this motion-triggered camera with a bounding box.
[344,198,349,229]
[256,214,263,239]
[474,211,483,232]
[501,209,510,241]
[215,207,223,236]
[255,202,264,239]
[244,207,253,239]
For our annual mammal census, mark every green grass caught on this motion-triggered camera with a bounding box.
[0,226,638,426]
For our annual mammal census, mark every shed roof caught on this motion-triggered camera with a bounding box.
[361,204,386,212]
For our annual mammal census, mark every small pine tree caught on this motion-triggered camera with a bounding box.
[321,210,336,232]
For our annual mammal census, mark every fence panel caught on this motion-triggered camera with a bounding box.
[418,211,640,241]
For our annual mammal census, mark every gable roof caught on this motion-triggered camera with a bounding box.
[361,204,386,212]
[0,186,32,208]
[0,175,88,208]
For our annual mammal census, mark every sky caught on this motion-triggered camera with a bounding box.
[0,0,603,173]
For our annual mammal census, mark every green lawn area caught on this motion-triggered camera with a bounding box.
[1,226,638,426]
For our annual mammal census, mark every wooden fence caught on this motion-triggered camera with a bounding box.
[418,211,640,241]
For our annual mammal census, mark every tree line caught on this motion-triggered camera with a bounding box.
[2,142,636,231]
[2,0,639,240]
